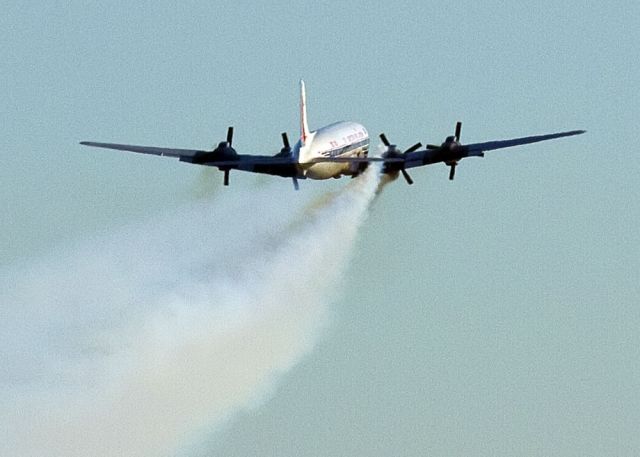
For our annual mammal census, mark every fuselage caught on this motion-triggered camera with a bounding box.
[293,121,369,179]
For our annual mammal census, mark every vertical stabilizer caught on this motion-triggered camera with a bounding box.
[300,79,310,145]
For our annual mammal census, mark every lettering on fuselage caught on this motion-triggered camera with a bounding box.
[320,139,369,158]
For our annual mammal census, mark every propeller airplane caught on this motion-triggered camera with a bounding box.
[81,81,584,189]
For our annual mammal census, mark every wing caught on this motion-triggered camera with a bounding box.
[80,140,306,181]
[402,129,586,170]
[80,141,404,166]
[197,156,404,180]
[393,128,585,182]
[79,141,205,159]
[463,130,586,154]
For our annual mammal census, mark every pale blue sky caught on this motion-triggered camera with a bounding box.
[1,1,639,456]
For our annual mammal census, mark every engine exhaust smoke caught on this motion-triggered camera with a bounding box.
[0,164,381,457]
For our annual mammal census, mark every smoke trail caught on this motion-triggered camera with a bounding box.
[0,164,381,457]
[373,142,399,195]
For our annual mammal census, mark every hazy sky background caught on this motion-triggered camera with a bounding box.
[1,1,638,456]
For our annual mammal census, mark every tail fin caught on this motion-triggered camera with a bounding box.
[300,79,310,145]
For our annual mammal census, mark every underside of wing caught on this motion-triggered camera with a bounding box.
[465,130,586,153]
[199,155,299,179]
[80,142,205,159]
[190,157,296,166]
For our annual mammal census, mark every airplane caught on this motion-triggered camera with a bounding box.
[80,81,585,189]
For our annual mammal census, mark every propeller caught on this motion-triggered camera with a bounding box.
[405,142,423,154]
[279,132,292,155]
[211,126,237,186]
[426,121,462,150]
[448,162,457,180]
[195,125,237,165]
[379,133,422,185]
[226,126,234,146]
[425,121,465,180]
[279,132,300,190]
[448,122,462,180]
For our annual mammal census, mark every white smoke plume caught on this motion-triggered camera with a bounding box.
[0,164,381,457]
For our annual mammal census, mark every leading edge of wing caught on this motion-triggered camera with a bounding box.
[79,141,205,158]
[465,130,586,153]
[78,142,401,166]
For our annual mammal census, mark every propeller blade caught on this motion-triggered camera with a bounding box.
[448,163,457,180]
[292,176,299,190]
[281,132,290,149]
[455,122,462,142]
[226,126,234,146]
[223,169,230,186]
[426,144,440,150]
[404,142,422,154]
[401,168,414,185]
[379,133,390,147]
